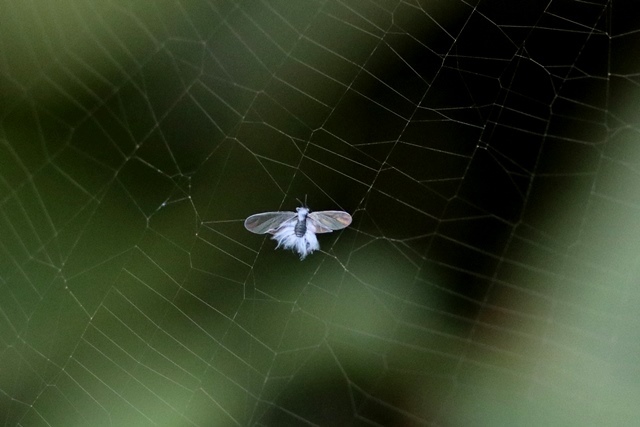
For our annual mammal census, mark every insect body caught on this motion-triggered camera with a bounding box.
[244,206,352,259]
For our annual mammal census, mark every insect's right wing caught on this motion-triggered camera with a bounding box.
[308,211,352,233]
[244,211,297,234]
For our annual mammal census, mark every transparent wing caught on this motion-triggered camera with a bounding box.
[308,211,352,233]
[244,211,296,234]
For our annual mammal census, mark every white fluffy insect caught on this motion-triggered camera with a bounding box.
[244,206,352,259]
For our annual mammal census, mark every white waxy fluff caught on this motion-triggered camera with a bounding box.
[271,216,320,260]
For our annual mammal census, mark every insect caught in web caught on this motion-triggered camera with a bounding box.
[244,204,352,260]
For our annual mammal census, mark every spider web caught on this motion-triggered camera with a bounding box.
[1,0,639,425]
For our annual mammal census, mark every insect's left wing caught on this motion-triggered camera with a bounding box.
[244,211,297,234]
[308,211,352,233]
